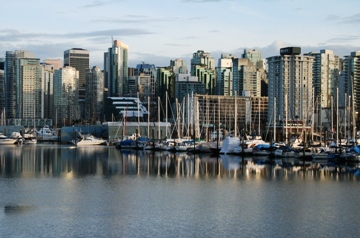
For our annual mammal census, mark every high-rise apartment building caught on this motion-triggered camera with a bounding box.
[5,51,42,120]
[85,66,104,122]
[5,50,35,119]
[53,66,79,126]
[267,47,314,132]
[343,51,360,129]
[191,50,216,95]
[304,50,340,129]
[216,54,235,96]
[104,40,129,97]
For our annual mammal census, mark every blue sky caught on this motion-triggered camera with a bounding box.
[1,0,360,68]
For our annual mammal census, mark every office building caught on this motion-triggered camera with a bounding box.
[0,58,4,123]
[216,54,235,96]
[104,40,129,97]
[53,66,79,126]
[41,62,56,120]
[64,48,89,119]
[85,66,104,122]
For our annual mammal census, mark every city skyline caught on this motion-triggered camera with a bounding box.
[1,0,360,67]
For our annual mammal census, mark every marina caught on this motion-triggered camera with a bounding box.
[1,144,360,237]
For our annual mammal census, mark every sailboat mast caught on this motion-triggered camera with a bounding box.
[311,88,314,142]
[345,93,347,140]
[234,91,237,138]
[158,97,160,139]
[166,91,168,139]
[285,93,288,145]
[337,88,339,143]
[258,97,260,136]
[137,92,140,136]
[147,96,150,138]
[273,97,276,142]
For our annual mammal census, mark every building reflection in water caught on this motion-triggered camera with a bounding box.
[0,145,359,180]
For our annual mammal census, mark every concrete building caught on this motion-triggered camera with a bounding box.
[53,66,79,127]
[135,63,157,103]
[85,66,104,122]
[104,40,129,97]
[267,47,314,136]
[242,48,266,70]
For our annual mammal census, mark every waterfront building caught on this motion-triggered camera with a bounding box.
[85,66,104,123]
[64,48,90,119]
[104,97,149,122]
[267,47,314,137]
[191,50,216,95]
[216,54,235,96]
[53,66,79,126]
[304,50,340,130]
[195,94,268,138]
[104,40,129,97]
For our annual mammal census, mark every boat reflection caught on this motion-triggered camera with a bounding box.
[0,145,360,180]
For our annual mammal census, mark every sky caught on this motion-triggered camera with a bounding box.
[1,0,360,68]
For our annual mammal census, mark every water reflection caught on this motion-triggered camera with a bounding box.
[0,145,360,180]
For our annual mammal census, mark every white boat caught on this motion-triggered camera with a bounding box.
[176,141,194,152]
[219,136,240,154]
[72,134,107,146]
[0,133,18,145]
[36,125,58,141]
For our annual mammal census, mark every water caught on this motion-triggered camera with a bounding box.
[1,145,360,237]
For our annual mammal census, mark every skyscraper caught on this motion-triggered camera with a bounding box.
[41,62,56,120]
[304,50,340,129]
[5,50,42,120]
[267,47,314,133]
[64,48,89,118]
[53,66,79,126]
[85,66,104,122]
[0,58,4,123]
[216,54,235,96]
[343,51,360,130]
[104,40,129,97]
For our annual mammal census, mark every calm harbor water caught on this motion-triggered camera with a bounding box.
[1,144,360,238]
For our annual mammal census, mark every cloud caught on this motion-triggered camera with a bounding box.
[339,13,360,24]
[326,13,360,24]
[0,28,154,43]
[79,0,113,8]
[92,15,179,24]
[326,35,360,43]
